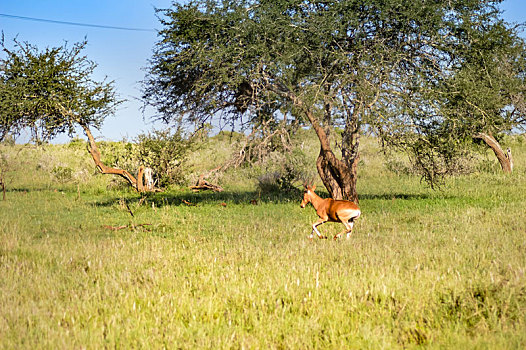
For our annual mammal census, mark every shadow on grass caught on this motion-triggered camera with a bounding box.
[89,189,444,210]
[359,193,434,201]
[8,183,445,208]
[87,187,304,208]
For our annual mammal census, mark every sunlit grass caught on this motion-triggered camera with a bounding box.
[1,137,526,348]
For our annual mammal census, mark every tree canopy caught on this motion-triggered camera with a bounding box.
[143,0,525,199]
[0,38,120,142]
[0,38,160,192]
[379,6,526,176]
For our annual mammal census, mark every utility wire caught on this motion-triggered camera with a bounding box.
[0,13,156,32]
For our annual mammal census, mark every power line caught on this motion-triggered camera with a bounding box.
[0,13,156,32]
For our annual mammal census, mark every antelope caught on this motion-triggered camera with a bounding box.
[300,184,361,240]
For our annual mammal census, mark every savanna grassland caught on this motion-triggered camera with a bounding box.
[1,133,526,349]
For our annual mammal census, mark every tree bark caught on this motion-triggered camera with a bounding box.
[304,108,359,203]
[81,124,160,192]
[473,132,513,173]
[0,176,5,201]
[270,85,360,202]
[316,148,359,202]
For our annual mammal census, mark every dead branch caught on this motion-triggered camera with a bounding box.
[124,200,134,217]
[473,132,513,173]
[80,124,162,192]
[103,223,152,231]
[219,118,295,172]
[190,174,224,192]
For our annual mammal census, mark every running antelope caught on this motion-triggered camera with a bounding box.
[300,184,361,240]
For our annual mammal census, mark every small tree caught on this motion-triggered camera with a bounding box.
[0,37,158,192]
[442,21,526,173]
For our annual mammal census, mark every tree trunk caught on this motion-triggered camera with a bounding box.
[304,109,359,203]
[270,85,360,202]
[316,148,359,202]
[0,176,5,201]
[81,124,160,192]
[473,132,513,173]
[143,167,155,191]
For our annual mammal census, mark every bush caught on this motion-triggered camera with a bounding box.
[256,172,282,193]
[256,149,314,194]
[384,154,412,176]
[134,128,193,187]
[99,128,193,188]
[51,165,73,183]
[67,137,85,149]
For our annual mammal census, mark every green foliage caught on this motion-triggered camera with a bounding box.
[384,155,412,176]
[255,155,307,195]
[100,129,193,188]
[248,140,315,195]
[144,0,525,190]
[134,128,193,187]
[67,137,86,149]
[0,37,121,142]
[51,165,73,183]
[443,19,526,136]
[376,6,526,183]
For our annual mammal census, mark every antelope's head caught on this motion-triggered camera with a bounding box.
[300,184,316,208]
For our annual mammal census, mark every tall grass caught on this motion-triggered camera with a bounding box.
[1,136,525,349]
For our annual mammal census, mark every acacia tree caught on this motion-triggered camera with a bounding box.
[441,21,526,173]
[375,11,526,178]
[0,38,157,192]
[143,0,522,201]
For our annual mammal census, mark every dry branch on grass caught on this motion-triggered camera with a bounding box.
[102,223,152,231]
[190,175,224,192]
[189,165,224,192]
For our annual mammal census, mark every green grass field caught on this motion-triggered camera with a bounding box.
[1,136,526,349]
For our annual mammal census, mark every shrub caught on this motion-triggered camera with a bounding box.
[134,128,193,187]
[256,149,314,194]
[385,155,412,176]
[51,165,73,183]
[67,137,85,149]
[98,128,194,188]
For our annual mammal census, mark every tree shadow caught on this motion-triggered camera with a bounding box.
[87,187,304,208]
[7,183,449,208]
[358,193,434,201]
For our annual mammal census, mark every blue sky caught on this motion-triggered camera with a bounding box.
[1,0,174,143]
[1,0,525,143]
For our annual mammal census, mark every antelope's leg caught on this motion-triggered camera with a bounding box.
[334,220,353,240]
[345,220,355,239]
[312,218,327,239]
[333,229,346,240]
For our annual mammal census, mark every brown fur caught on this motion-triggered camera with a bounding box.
[300,185,361,240]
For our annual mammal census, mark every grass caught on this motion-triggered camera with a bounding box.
[1,136,526,349]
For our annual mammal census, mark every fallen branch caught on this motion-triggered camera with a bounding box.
[103,223,152,231]
[190,173,224,192]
